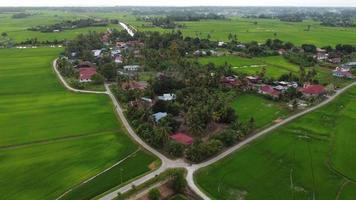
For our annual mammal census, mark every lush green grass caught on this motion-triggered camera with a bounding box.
[0,48,156,200]
[231,94,290,129]
[199,55,300,78]
[196,85,356,200]
[59,150,156,200]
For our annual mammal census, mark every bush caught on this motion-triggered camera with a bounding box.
[148,188,160,200]
[91,73,105,84]
[167,141,184,157]
[171,170,187,193]
[213,129,237,146]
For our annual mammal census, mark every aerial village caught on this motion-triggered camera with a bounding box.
[56,28,355,162]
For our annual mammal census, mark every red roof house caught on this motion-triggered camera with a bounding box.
[300,84,326,97]
[79,67,97,82]
[170,133,193,145]
[259,85,280,98]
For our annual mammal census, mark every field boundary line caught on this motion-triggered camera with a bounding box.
[55,149,141,200]
[0,131,114,151]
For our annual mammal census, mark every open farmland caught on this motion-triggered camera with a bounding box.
[195,85,356,200]
[0,11,122,42]
[199,55,300,78]
[231,94,290,129]
[0,48,156,200]
[142,18,356,47]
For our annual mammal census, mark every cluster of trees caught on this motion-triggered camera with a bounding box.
[278,14,305,22]
[149,17,185,29]
[12,12,31,19]
[284,51,316,67]
[28,18,110,33]
[15,38,63,46]
[318,12,355,27]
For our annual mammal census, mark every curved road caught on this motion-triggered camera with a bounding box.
[53,32,356,200]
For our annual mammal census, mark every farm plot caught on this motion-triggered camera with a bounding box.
[199,55,300,78]
[0,48,156,200]
[196,85,356,200]
[231,94,290,129]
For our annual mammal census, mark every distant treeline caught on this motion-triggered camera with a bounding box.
[12,12,32,19]
[28,18,117,33]
[249,10,356,27]
[137,12,225,29]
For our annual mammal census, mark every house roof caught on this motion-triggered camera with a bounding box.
[79,67,97,80]
[122,81,148,90]
[301,85,325,95]
[170,133,193,145]
[260,85,280,97]
[153,112,167,122]
[76,61,96,68]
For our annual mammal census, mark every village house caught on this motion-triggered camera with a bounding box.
[278,49,287,55]
[75,61,96,69]
[221,75,240,87]
[300,84,326,98]
[92,49,102,58]
[111,49,121,57]
[328,57,342,64]
[332,67,352,78]
[170,132,193,145]
[123,65,140,71]
[79,67,97,82]
[259,85,280,98]
[246,76,261,84]
[116,41,128,49]
[193,50,207,57]
[158,93,176,101]
[153,112,168,122]
[314,48,328,61]
[218,41,225,47]
[341,62,356,71]
[121,81,148,90]
[236,44,246,49]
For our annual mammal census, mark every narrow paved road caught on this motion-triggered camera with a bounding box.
[185,81,356,200]
[119,22,135,37]
[53,60,188,200]
[53,32,356,200]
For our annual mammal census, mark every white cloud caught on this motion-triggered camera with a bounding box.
[0,0,355,7]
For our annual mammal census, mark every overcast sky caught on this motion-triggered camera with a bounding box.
[0,0,355,7]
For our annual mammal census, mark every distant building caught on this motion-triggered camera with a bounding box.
[259,85,280,98]
[341,62,356,71]
[332,67,352,78]
[329,57,342,64]
[218,41,225,47]
[246,76,261,84]
[300,84,326,98]
[114,55,123,64]
[170,133,193,145]
[158,93,176,101]
[92,50,102,58]
[316,52,328,61]
[123,65,140,71]
[121,81,148,90]
[236,44,246,49]
[79,67,97,82]
[153,112,168,122]
[75,61,96,68]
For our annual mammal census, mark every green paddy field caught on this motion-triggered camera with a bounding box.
[132,18,356,47]
[196,85,356,200]
[232,94,290,129]
[0,48,156,200]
